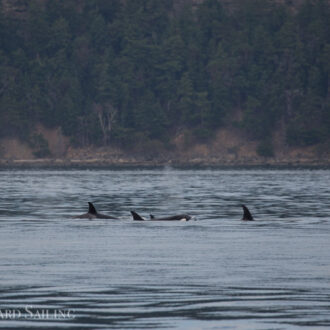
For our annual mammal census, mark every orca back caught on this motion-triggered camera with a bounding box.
[148,214,191,221]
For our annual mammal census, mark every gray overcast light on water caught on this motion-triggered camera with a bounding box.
[0,168,329,329]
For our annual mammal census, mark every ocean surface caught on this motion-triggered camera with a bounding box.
[0,168,329,329]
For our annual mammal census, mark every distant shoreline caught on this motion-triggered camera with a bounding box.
[1,158,329,169]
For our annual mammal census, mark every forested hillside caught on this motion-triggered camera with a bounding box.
[0,0,329,158]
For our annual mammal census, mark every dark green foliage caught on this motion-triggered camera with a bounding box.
[287,127,325,146]
[29,133,51,158]
[192,127,214,142]
[0,0,329,151]
[257,140,274,157]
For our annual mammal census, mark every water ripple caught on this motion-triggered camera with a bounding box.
[0,168,330,328]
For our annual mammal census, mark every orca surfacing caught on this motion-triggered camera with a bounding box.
[131,211,191,221]
[74,202,117,219]
[241,204,254,221]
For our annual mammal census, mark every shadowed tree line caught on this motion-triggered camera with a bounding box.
[0,0,329,155]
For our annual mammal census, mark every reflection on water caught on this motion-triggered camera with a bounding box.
[0,168,330,328]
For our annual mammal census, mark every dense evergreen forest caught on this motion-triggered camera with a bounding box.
[0,0,329,156]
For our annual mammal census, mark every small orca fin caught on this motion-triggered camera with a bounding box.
[150,214,155,219]
[130,211,145,221]
[88,202,97,215]
[241,204,254,221]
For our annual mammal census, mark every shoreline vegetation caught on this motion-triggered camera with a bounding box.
[1,0,330,162]
[1,125,329,168]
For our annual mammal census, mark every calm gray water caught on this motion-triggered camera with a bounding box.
[0,168,329,329]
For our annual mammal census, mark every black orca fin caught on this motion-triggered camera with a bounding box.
[150,214,155,219]
[130,211,145,221]
[241,204,254,221]
[88,202,97,215]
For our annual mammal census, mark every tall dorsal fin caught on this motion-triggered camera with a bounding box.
[130,211,144,221]
[88,202,97,215]
[150,214,155,219]
[242,204,253,221]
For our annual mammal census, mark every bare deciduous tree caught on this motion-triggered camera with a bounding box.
[93,103,117,145]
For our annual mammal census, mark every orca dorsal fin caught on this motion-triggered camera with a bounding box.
[88,202,97,215]
[242,204,254,221]
[130,211,145,221]
[150,214,155,219]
